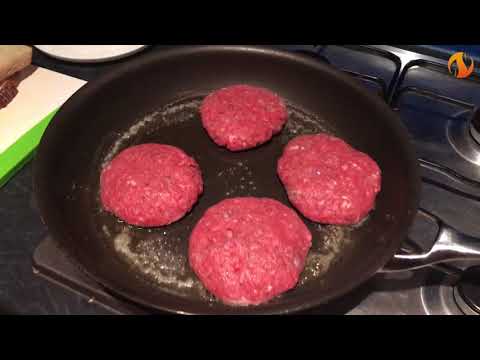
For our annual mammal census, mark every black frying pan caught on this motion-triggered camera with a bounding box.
[33,46,421,314]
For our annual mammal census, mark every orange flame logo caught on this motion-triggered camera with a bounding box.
[448,52,474,79]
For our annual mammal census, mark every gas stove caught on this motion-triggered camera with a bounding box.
[32,45,480,315]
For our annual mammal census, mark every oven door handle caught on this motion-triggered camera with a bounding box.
[381,209,480,272]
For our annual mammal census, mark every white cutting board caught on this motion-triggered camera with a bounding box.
[0,65,86,186]
[0,65,86,153]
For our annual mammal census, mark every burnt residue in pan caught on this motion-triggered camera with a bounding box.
[91,95,362,304]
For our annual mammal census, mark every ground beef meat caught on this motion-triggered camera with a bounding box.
[200,85,288,151]
[0,79,19,109]
[189,197,312,306]
[277,134,381,225]
[100,143,203,227]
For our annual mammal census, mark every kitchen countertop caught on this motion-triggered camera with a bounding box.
[0,46,178,315]
[0,162,110,314]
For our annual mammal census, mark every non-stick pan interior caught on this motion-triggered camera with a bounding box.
[34,46,419,314]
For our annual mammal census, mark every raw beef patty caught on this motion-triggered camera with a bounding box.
[189,197,312,306]
[277,134,381,225]
[200,85,288,151]
[100,143,203,227]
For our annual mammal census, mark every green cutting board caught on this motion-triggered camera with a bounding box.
[0,65,86,188]
[0,109,57,188]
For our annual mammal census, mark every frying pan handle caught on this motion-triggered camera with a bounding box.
[381,210,480,272]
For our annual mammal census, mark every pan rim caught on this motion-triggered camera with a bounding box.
[33,45,421,314]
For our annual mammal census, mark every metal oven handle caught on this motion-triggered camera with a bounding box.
[381,209,480,272]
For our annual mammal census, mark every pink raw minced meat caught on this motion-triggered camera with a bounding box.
[189,197,312,306]
[277,134,381,225]
[100,143,203,227]
[200,85,288,151]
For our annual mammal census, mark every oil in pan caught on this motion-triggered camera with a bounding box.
[94,93,360,305]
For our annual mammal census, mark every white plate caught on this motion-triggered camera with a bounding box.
[34,45,148,63]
